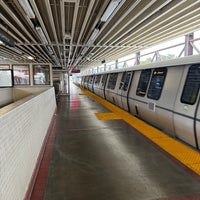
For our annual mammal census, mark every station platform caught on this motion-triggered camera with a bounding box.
[30,83,200,200]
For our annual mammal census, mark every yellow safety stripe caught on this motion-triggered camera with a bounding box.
[81,87,200,175]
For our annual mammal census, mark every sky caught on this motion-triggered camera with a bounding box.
[117,29,200,62]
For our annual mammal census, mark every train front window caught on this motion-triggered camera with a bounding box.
[147,68,167,100]
[136,69,151,97]
[181,64,200,105]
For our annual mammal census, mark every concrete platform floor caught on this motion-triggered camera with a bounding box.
[32,84,200,200]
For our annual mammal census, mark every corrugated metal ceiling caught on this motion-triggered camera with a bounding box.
[0,0,200,71]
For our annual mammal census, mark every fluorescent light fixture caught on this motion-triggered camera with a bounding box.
[74,56,82,66]
[87,28,99,45]
[18,0,35,19]
[35,26,48,44]
[52,54,56,59]
[81,47,88,55]
[100,0,121,22]
[47,45,53,55]
[27,55,34,60]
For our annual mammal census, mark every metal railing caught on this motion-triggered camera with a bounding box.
[82,34,200,75]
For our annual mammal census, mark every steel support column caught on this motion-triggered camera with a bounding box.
[184,33,194,56]
[135,52,140,65]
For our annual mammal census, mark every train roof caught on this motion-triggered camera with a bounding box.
[82,55,200,76]
[127,54,200,71]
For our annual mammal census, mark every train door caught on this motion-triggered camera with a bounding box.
[105,73,119,103]
[83,76,88,88]
[194,95,200,150]
[173,64,200,149]
[100,74,108,99]
[93,74,101,95]
[91,75,95,93]
[88,75,93,91]
[119,71,134,111]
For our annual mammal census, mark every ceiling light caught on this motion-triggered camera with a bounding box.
[18,0,35,19]
[101,0,121,22]
[87,28,99,45]
[35,26,48,44]
[47,45,53,55]
[74,56,82,66]
[81,47,88,55]
[0,40,3,45]
[27,56,34,60]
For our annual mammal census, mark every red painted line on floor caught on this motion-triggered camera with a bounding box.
[24,108,58,200]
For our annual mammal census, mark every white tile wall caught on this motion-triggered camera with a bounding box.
[0,87,56,200]
[0,88,13,107]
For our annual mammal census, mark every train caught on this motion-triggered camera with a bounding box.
[77,55,200,150]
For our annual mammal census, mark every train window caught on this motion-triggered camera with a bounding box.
[119,72,126,90]
[107,73,118,90]
[33,64,50,85]
[84,76,88,84]
[89,76,93,84]
[123,72,132,91]
[147,68,167,100]
[95,75,101,85]
[0,69,13,87]
[13,64,30,85]
[86,76,90,83]
[81,77,85,85]
[136,69,151,97]
[101,74,107,87]
[181,64,200,105]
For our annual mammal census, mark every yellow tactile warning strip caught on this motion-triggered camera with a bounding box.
[81,88,200,176]
[95,112,122,120]
[79,93,86,95]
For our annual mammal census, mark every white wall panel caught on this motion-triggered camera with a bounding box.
[0,87,56,200]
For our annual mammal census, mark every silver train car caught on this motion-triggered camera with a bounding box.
[80,55,200,150]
